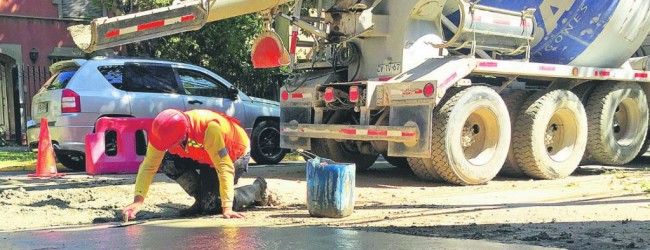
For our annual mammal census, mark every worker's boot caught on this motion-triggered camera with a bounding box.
[254,177,268,206]
[160,158,203,216]
[232,177,268,211]
[198,164,222,215]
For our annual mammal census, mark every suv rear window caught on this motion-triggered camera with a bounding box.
[98,63,179,94]
[39,70,76,92]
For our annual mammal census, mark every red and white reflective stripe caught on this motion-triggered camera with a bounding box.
[539,65,556,71]
[105,14,195,38]
[290,93,312,99]
[339,128,416,137]
[478,61,498,67]
[440,72,458,88]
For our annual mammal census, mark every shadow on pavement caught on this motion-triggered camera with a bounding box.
[354,220,649,250]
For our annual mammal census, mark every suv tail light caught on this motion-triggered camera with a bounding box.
[61,89,81,113]
[281,90,289,101]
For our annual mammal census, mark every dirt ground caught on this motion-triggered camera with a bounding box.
[1,158,649,249]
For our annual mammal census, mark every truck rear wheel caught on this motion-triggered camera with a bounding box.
[427,86,510,185]
[585,82,648,165]
[571,83,598,164]
[636,134,650,158]
[407,157,442,181]
[312,138,378,171]
[500,90,535,177]
[382,154,410,169]
[513,90,587,179]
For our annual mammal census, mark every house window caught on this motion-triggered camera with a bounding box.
[48,47,86,65]
[60,0,104,19]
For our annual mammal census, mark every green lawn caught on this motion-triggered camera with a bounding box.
[0,151,37,170]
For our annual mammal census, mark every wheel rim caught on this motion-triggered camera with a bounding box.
[545,109,578,162]
[613,98,641,146]
[257,126,283,159]
[461,107,499,166]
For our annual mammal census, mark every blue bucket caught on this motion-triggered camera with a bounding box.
[306,157,356,218]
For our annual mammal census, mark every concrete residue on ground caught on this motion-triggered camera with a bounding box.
[1,162,649,249]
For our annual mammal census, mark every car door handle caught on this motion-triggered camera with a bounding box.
[188,100,203,105]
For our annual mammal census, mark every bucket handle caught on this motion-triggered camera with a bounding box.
[297,149,319,160]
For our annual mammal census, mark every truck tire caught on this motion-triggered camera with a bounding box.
[571,83,598,164]
[426,86,510,185]
[636,133,650,158]
[513,90,587,179]
[316,139,378,171]
[407,157,443,181]
[585,82,649,165]
[500,90,535,177]
[251,120,287,164]
[305,139,329,160]
[571,83,596,103]
[382,154,410,169]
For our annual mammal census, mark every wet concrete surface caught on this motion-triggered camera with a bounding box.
[2,220,556,249]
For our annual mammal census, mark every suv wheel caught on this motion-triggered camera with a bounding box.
[250,120,287,164]
[56,151,86,171]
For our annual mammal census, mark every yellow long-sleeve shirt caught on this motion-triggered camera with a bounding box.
[133,121,237,209]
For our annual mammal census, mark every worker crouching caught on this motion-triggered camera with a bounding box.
[123,109,268,219]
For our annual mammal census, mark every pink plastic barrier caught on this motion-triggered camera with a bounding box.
[85,117,154,175]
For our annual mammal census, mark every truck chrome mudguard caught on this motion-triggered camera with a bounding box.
[387,105,433,158]
[280,105,312,150]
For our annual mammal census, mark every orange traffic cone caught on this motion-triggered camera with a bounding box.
[28,118,64,178]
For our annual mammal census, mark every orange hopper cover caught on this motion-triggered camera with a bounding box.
[251,31,290,68]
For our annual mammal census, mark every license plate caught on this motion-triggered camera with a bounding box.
[37,102,48,113]
[377,63,401,76]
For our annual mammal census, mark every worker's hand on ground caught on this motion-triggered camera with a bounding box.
[122,196,145,220]
[222,207,245,219]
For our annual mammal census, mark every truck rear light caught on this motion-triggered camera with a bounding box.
[281,90,289,101]
[61,89,81,113]
[349,86,359,102]
[324,87,334,103]
[423,83,435,97]
[595,70,610,77]
[635,73,648,78]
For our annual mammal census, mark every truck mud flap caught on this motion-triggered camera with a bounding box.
[388,105,432,158]
[280,107,312,150]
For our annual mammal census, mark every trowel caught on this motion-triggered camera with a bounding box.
[112,212,145,228]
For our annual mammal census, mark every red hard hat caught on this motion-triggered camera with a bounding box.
[150,109,189,151]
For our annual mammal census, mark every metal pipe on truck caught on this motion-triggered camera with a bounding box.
[472,0,650,68]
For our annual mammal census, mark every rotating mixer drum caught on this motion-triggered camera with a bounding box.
[448,0,650,67]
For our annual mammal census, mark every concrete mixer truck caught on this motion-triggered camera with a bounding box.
[69,0,650,185]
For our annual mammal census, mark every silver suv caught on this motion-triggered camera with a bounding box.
[27,57,286,170]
